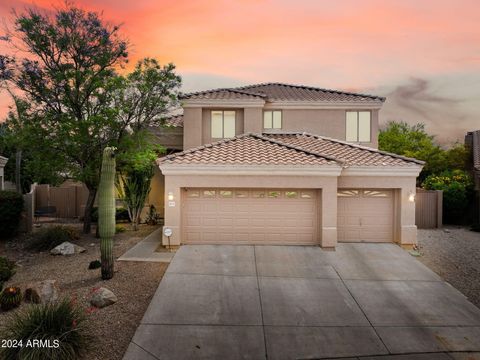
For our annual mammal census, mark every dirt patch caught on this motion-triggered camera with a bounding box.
[417,227,480,309]
[0,223,167,360]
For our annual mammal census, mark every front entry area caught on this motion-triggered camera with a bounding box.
[182,188,318,245]
[337,189,394,243]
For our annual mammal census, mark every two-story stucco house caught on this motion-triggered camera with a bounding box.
[152,83,423,249]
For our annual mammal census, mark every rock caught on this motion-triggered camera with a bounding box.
[408,250,421,257]
[24,280,59,304]
[443,229,450,233]
[50,242,86,256]
[90,287,117,308]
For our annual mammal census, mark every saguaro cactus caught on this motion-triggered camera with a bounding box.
[98,147,116,280]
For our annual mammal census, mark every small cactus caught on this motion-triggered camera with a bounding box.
[0,286,22,311]
[98,147,116,280]
[88,260,101,270]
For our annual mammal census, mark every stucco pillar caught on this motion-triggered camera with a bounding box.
[399,180,417,247]
[183,107,203,150]
[243,107,263,133]
[321,178,338,248]
[162,178,182,248]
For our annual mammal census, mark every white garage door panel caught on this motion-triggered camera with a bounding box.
[183,188,318,245]
[338,189,394,243]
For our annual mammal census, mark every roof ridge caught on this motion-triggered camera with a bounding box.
[250,133,343,164]
[232,82,385,101]
[180,87,266,100]
[299,132,425,165]
[158,133,342,165]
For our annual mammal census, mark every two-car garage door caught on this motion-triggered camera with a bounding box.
[183,188,318,245]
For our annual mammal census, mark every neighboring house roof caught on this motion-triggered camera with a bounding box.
[159,134,339,166]
[469,130,480,171]
[163,114,184,128]
[265,133,423,167]
[181,82,385,103]
[158,132,423,168]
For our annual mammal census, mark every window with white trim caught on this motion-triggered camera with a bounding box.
[346,111,371,142]
[211,110,236,138]
[263,110,282,129]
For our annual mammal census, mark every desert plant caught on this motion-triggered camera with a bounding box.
[0,190,24,239]
[0,286,22,311]
[0,298,90,360]
[115,224,126,233]
[145,205,162,225]
[98,147,116,280]
[0,281,4,292]
[24,288,41,304]
[26,226,79,252]
[0,257,16,282]
[88,260,101,270]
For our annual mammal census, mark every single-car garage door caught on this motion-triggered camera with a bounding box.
[183,188,318,245]
[337,189,394,243]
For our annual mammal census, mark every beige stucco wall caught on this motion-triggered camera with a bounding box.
[144,166,165,219]
[159,170,419,249]
[183,106,380,149]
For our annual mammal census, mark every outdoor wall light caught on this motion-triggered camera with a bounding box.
[167,192,174,201]
[408,191,415,203]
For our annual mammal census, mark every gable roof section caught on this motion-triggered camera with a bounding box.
[163,114,184,128]
[181,82,385,103]
[265,133,424,167]
[158,134,339,166]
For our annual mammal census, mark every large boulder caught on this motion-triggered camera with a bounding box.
[50,242,85,256]
[90,287,117,308]
[24,280,60,304]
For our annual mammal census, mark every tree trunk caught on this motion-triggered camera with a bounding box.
[100,236,114,279]
[83,188,97,234]
[15,150,22,193]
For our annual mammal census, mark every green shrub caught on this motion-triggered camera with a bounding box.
[88,260,101,270]
[115,224,126,233]
[0,257,16,282]
[0,286,22,311]
[0,298,90,360]
[422,170,474,224]
[91,207,130,223]
[0,191,24,239]
[27,226,79,252]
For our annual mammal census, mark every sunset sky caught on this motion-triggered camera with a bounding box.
[1,0,479,143]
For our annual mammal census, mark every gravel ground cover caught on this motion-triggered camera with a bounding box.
[417,227,480,308]
[0,223,167,360]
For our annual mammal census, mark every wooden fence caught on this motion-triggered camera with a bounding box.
[415,188,443,229]
[35,182,89,218]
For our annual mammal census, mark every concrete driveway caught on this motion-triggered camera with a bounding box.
[123,244,480,360]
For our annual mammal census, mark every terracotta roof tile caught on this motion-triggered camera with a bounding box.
[163,114,183,127]
[265,133,424,167]
[158,134,338,166]
[182,83,384,102]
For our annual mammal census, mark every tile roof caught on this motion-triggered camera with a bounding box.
[181,82,385,102]
[159,134,339,166]
[163,114,184,128]
[265,133,424,167]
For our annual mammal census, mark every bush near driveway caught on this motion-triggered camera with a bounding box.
[0,298,91,360]
[26,226,79,252]
[423,170,474,224]
[0,190,24,239]
[0,257,16,282]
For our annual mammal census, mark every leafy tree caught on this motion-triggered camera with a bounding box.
[0,5,181,233]
[379,121,468,179]
[116,135,165,230]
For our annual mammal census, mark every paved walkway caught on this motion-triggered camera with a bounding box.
[118,228,175,263]
[123,243,480,360]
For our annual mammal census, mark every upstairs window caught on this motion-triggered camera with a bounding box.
[263,110,282,129]
[211,110,236,138]
[346,111,371,142]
